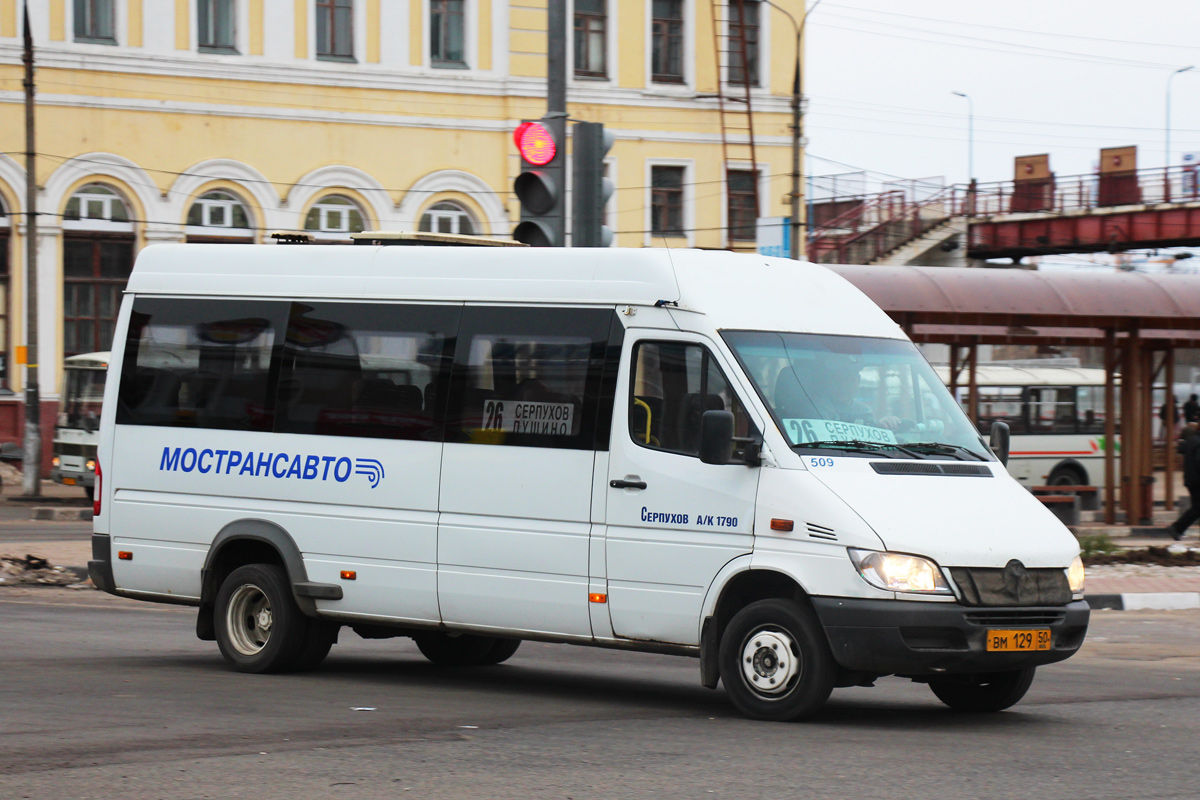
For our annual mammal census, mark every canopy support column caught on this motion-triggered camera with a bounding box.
[1105,330,1117,524]
[1165,346,1176,513]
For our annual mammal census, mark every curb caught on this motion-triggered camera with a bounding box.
[31,507,93,521]
[1086,592,1200,611]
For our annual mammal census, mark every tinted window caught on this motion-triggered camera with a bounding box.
[274,302,459,441]
[630,341,756,462]
[117,299,288,431]
[446,307,618,450]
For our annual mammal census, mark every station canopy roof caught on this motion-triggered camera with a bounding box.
[826,265,1200,347]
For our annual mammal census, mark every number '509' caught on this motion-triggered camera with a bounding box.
[810,457,835,468]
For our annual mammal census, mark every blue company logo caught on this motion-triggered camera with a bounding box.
[158,447,384,489]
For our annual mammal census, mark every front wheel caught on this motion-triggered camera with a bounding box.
[718,598,836,721]
[929,667,1036,712]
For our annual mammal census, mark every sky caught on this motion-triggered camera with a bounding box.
[801,0,1200,193]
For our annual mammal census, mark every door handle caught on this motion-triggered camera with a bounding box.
[609,479,648,490]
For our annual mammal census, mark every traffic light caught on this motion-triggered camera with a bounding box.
[572,121,615,247]
[513,116,566,247]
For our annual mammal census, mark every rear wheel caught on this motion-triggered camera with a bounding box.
[1047,465,1086,486]
[929,667,1036,712]
[478,638,522,665]
[413,632,498,666]
[215,563,308,673]
[718,598,836,721]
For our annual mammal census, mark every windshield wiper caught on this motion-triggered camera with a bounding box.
[901,442,990,461]
[798,439,923,458]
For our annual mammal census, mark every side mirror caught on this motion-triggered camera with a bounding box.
[990,420,1010,466]
[699,410,735,465]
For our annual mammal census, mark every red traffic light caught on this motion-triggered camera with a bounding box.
[514,121,557,166]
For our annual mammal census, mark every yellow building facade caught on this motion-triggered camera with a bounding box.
[0,0,800,436]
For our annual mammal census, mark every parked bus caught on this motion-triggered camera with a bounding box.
[51,351,109,499]
[90,243,1088,721]
[934,365,1118,489]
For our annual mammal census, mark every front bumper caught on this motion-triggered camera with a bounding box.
[811,596,1090,676]
[50,467,95,488]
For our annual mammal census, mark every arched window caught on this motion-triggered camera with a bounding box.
[186,190,253,241]
[62,183,135,356]
[419,201,477,235]
[304,194,367,241]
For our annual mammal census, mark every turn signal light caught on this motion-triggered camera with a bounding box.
[118,551,132,560]
[588,593,607,604]
[770,519,794,532]
[340,570,357,580]
[93,461,102,517]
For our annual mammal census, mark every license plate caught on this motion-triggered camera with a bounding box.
[62,477,77,485]
[986,629,1051,652]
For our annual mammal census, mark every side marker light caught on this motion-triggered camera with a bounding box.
[588,593,607,604]
[770,519,794,532]
[340,570,357,580]
[118,551,132,560]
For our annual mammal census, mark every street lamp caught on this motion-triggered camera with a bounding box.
[764,0,822,260]
[1166,65,1195,169]
[952,91,974,183]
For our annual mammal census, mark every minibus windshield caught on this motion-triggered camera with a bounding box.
[722,331,991,460]
[60,367,107,433]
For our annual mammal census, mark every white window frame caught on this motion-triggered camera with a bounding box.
[720,161,770,248]
[185,191,254,238]
[644,158,694,248]
[304,195,368,240]
[425,0,476,71]
[723,0,769,91]
[568,0,617,86]
[63,187,135,233]
[419,201,478,235]
[644,0,693,90]
[68,0,125,47]
[194,0,249,55]
[310,0,366,63]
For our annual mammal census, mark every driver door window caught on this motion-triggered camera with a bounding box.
[629,341,756,462]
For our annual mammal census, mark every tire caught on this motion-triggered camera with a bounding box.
[413,632,497,666]
[293,620,339,672]
[929,667,1036,712]
[717,598,836,721]
[478,637,522,665]
[214,563,309,673]
[1047,465,1086,487]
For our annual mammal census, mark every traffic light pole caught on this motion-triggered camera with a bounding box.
[547,0,566,116]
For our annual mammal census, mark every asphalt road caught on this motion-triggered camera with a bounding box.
[2,588,1198,800]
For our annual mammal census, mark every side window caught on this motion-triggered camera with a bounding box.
[629,341,756,462]
[1029,386,1076,433]
[274,302,459,441]
[446,307,618,450]
[117,299,289,431]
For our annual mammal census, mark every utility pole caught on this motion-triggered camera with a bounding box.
[22,1,41,497]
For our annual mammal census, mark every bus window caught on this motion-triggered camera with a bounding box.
[973,386,1024,434]
[1029,386,1077,433]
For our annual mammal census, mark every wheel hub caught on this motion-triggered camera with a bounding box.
[741,629,801,696]
[226,583,273,656]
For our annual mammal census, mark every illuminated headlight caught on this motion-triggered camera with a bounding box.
[1067,556,1085,595]
[51,456,61,468]
[86,459,96,472]
[848,548,953,595]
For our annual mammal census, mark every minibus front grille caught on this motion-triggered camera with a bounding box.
[870,462,992,477]
[806,523,837,541]
[54,443,94,457]
[950,567,1073,607]
[962,610,1068,626]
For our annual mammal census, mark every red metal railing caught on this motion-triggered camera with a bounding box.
[807,187,961,265]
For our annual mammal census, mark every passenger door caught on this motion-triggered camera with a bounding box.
[437,306,621,638]
[604,334,762,645]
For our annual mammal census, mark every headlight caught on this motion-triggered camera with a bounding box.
[848,549,953,595]
[51,456,61,468]
[86,459,96,471]
[1067,555,1085,595]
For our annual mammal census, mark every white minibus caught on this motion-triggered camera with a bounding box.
[90,243,1089,721]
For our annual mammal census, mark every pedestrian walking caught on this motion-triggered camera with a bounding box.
[1167,423,1200,541]
[1184,393,1200,424]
